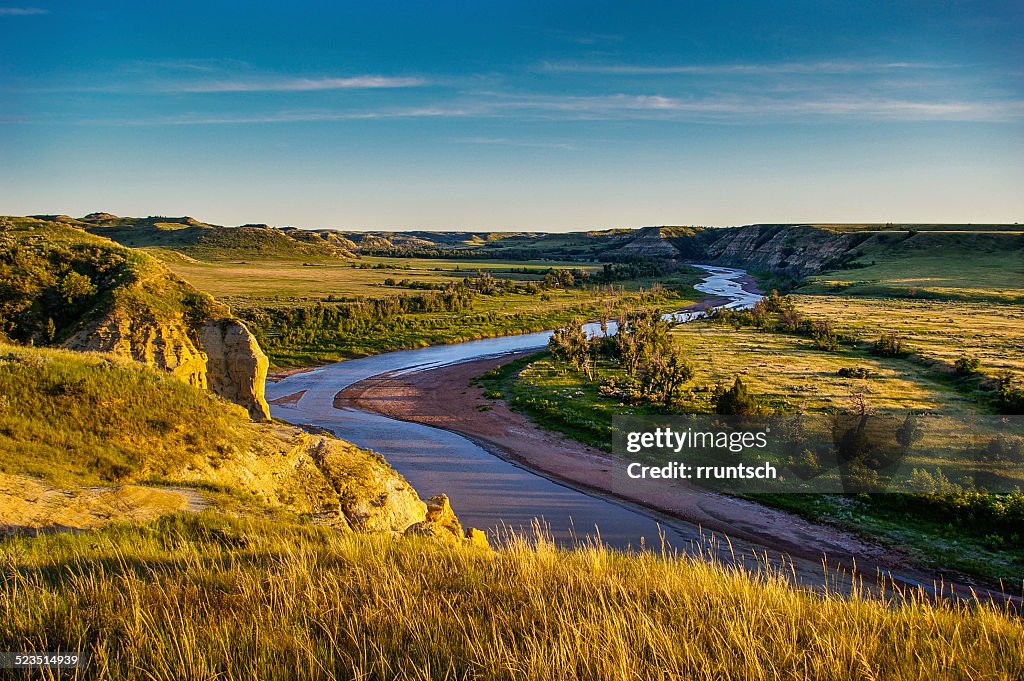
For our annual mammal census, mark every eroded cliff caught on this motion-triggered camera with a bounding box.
[1,216,271,420]
[199,318,271,420]
[701,225,866,278]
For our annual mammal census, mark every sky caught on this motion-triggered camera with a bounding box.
[1,1,1022,231]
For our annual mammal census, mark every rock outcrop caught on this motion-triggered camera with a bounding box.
[604,226,682,259]
[703,225,862,278]
[65,312,209,388]
[65,310,271,421]
[308,438,428,533]
[199,319,271,420]
[405,494,491,548]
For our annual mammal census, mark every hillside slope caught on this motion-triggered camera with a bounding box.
[0,216,271,418]
[33,214,1023,284]
[62,213,356,261]
[0,341,481,542]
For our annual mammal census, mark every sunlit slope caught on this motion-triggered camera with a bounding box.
[0,342,430,533]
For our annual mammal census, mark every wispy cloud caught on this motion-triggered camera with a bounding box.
[0,6,48,15]
[543,29,624,46]
[541,60,953,75]
[11,70,428,95]
[53,92,1022,127]
[168,75,427,93]
[124,58,251,74]
[484,92,1024,122]
[72,105,481,126]
[455,136,577,151]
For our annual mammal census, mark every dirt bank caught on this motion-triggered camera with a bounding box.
[0,473,208,536]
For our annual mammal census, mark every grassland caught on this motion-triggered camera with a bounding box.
[492,342,1024,583]
[158,254,604,300]
[157,251,701,366]
[790,296,1024,382]
[2,512,1021,681]
[490,231,1024,585]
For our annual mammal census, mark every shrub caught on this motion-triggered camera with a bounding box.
[713,376,769,416]
[837,367,871,379]
[980,434,1024,463]
[995,373,1024,414]
[872,332,907,357]
[809,320,839,351]
[638,349,695,408]
[954,355,982,375]
[58,270,98,305]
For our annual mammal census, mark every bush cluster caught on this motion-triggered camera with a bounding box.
[711,291,841,351]
[550,309,694,408]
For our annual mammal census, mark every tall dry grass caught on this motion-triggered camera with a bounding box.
[2,513,1021,680]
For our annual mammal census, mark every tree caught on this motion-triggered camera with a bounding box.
[615,309,671,376]
[895,413,924,449]
[954,355,981,375]
[640,349,694,408]
[57,270,97,306]
[713,376,765,415]
[548,320,591,375]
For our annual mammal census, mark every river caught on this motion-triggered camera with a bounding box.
[266,266,761,550]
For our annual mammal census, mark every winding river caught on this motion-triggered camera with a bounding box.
[266,266,760,550]
[264,265,1023,603]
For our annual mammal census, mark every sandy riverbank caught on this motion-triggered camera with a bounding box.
[267,366,316,383]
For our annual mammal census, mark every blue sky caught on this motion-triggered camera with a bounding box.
[1,1,1021,230]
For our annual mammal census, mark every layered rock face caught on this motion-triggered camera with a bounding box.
[65,313,208,388]
[66,312,271,421]
[704,225,864,278]
[199,319,271,420]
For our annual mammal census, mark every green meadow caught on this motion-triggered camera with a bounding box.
[488,229,1024,585]
[157,252,701,366]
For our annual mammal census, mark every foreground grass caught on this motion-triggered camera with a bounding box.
[2,513,1021,680]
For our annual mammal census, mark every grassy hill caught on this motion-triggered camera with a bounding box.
[0,216,227,347]
[24,214,1022,278]
[0,339,457,543]
[800,230,1024,303]
[0,341,251,487]
[62,213,356,261]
